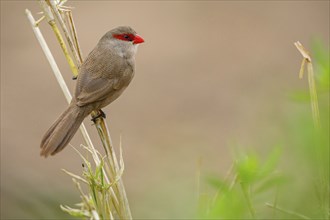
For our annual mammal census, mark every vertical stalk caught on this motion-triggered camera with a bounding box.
[67,10,84,62]
[294,41,321,129]
[38,0,78,77]
[241,184,256,218]
[46,0,82,65]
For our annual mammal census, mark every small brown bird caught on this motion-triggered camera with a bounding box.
[40,26,144,157]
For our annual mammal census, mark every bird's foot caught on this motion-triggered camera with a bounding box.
[91,109,106,123]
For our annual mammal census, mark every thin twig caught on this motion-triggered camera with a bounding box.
[241,184,256,218]
[272,185,279,218]
[211,163,235,205]
[195,157,202,202]
[67,10,84,62]
[46,0,82,65]
[38,0,78,77]
[294,41,321,129]
[266,203,311,219]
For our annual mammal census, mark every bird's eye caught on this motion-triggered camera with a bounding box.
[113,33,133,42]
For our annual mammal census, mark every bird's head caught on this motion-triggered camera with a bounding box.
[100,26,144,58]
[111,26,144,45]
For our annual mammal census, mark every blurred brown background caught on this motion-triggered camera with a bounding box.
[1,1,329,219]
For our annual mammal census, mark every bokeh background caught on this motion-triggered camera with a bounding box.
[1,1,329,219]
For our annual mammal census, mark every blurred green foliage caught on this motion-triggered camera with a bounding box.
[199,41,329,219]
[313,39,330,90]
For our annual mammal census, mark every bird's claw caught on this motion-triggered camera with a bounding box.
[91,110,106,123]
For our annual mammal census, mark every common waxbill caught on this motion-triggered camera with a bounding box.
[40,26,144,157]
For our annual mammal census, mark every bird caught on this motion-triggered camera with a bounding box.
[40,26,144,157]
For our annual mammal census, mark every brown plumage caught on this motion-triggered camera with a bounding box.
[40,26,144,157]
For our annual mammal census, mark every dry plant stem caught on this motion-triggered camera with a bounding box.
[272,185,279,217]
[294,41,321,129]
[211,163,235,205]
[66,10,84,62]
[38,0,78,78]
[195,157,202,201]
[241,184,256,218]
[266,203,310,219]
[46,0,82,65]
[229,174,237,190]
[307,63,320,128]
[94,118,131,219]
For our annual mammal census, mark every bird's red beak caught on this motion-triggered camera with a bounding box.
[133,34,144,44]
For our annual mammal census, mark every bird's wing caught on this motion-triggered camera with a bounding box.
[74,44,134,107]
[75,74,119,107]
[74,45,122,107]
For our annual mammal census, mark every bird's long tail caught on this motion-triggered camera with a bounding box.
[40,102,89,157]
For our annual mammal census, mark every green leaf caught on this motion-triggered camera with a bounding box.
[236,154,260,185]
[208,189,246,219]
[60,205,90,217]
[61,169,88,184]
[259,147,282,178]
[312,39,330,90]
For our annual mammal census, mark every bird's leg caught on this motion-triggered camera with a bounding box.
[91,109,106,123]
[99,109,106,118]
